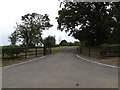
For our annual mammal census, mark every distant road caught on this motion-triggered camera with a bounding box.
[3,47,118,88]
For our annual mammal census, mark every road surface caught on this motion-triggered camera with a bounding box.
[2,47,118,88]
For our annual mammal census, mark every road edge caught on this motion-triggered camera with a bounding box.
[76,55,119,69]
[3,56,46,69]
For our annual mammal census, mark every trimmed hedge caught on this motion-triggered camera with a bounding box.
[2,45,24,58]
[100,44,120,57]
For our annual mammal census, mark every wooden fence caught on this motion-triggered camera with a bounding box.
[77,46,120,57]
[2,46,52,59]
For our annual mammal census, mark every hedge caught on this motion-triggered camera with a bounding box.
[100,44,120,57]
[2,45,24,58]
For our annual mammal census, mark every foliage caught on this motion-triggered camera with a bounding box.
[100,44,120,56]
[68,42,74,46]
[2,45,24,58]
[43,35,56,47]
[109,2,120,44]
[57,2,119,46]
[10,13,53,47]
[74,41,79,46]
[55,44,60,47]
[8,31,18,45]
[60,40,68,46]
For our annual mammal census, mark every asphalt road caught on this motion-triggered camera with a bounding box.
[2,47,118,88]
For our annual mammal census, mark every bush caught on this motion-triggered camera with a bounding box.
[100,44,120,57]
[2,45,24,58]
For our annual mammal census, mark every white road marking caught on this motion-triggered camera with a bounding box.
[3,56,46,69]
[76,55,119,69]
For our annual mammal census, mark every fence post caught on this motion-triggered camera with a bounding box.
[2,54,4,59]
[25,47,27,58]
[35,47,37,57]
[79,46,82,54]
[88,47,91,56]
[44,45,46,55]
[50,47,52,54]
[78,42,82,54]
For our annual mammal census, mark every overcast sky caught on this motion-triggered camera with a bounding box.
[0,0,77,46]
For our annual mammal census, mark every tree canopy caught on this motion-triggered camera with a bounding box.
[110,2,120,44]
[60,40,68,46]
[43,35,56,47]
[57,2,120,46]
[9,31,18,45]
[74,41,79,46]
[9,13,53,47]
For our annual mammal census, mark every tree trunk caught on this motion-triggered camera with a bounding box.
[50,47,52,54]
[88,47,90,56]
[79,41,82,54]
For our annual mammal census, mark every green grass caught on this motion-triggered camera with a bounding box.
[2,54,44,67]
[2,59,25,67]
[52,46,69,53]
[29,48,43,51]
[2,60,14,66]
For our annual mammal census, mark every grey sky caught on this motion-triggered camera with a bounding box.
[0,0,77,46]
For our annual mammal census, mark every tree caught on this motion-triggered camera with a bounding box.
[57,2,116,46]
[110,2,120,44]
[12,13,53,47]
[43,35,56,54]
[74,41,79,46]
[60,40,68,46]
[9,31,18,45]
[43,35,56,47]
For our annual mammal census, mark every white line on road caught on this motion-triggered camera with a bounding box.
[76,55,119,69]
[3,56,46,69]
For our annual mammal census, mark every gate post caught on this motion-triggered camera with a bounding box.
[35,47,37,57]
[44,45,46,55]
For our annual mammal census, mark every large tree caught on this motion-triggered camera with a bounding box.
[110,2,120,44]
[11,13,53,47]
[57,2,117,46]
